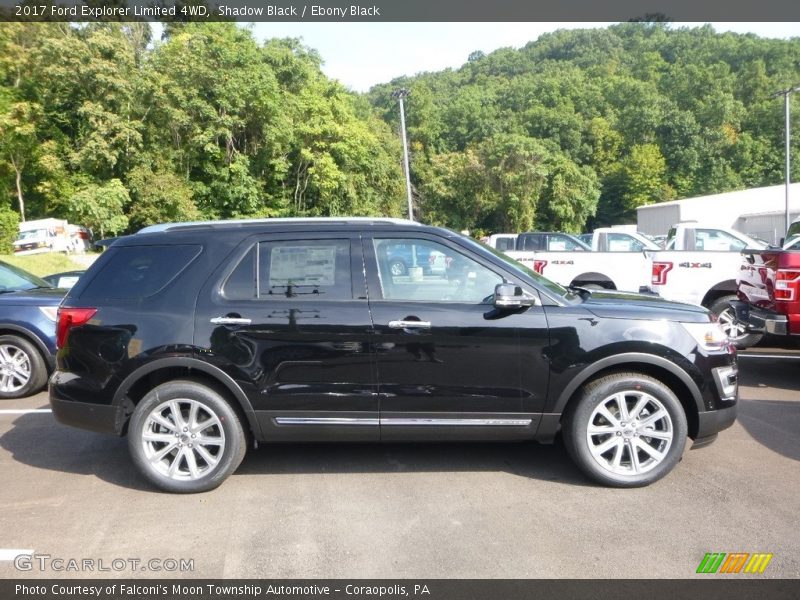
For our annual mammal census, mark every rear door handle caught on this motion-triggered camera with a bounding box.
[388,320,431,329]
[210,317,252,326]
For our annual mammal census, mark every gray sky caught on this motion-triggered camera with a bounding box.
[246,22,799,92]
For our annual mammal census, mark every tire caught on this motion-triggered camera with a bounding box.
[562,372,688,487]
[0,334,48,399]
[710,295,763,349]
[389,259,407,277]
[127,380,247,493]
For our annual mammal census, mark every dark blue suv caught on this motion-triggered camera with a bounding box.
[0,261,63,398]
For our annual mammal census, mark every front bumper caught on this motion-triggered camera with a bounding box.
[730,301,788,335]
[693,405,737,448]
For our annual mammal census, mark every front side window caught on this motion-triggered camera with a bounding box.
[547,235,588,251]
[372,238,502,303]
[607,233,645,252]
[223,240,351,300]
[696,229,746,252]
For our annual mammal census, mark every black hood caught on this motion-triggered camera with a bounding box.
[581,290,710,323]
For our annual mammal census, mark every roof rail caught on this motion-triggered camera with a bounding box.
[137,216,420,234]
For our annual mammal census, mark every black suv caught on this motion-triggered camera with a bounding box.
[50,218,738,493]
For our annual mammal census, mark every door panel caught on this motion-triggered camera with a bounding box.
[194,235,378,441]
[364,235,549,441]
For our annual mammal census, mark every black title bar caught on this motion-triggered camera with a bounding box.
[1,0,800,22]
[3,579,800,600]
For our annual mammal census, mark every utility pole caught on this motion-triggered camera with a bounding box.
[392,88,414,221]
[772,84,800,235]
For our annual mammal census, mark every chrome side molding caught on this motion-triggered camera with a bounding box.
[275,417,532,427]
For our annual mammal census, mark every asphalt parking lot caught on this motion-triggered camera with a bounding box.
[1,346,798,580]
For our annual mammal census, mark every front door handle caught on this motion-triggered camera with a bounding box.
[388,320,431,329]
[210,316,252,326]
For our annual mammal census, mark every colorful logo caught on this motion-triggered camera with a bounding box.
[696,552,773,574]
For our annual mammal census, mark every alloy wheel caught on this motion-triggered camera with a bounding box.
[0,343,32,393]
[585,390,674,476]
[717,306,748,341]
[141,399,226,481]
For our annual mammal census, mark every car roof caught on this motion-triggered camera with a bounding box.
[137,217,420,234]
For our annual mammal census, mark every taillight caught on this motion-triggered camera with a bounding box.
[652,261,673,285]
[775,269,800,301]
[533,260,547,274]
[56,308,97,349]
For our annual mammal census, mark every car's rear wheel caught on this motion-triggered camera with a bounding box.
[0,335,47,399]
[710,295,763,349]
[563,373,687,487]
[128,380,246,493]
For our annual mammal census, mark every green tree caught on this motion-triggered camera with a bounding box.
[0,204,20,253]
[64,179,130,238]
[126,163,200,229]
[0,99,41,221]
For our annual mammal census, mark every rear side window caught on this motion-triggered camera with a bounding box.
[80,245,202,299]
[517,236,542,251]
[223,240,352,301]
[495,237,515,252]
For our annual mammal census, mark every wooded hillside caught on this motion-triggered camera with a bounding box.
[1,22,798,238]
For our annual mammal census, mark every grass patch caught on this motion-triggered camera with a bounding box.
[0,253,89,276]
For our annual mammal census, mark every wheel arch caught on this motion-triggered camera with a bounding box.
[701,281,737,308]
[571,272,616,289]
[112,357,262,439]
[0,324,54,369]
[551,353,703,439]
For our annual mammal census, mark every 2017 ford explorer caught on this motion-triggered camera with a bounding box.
[50,218,738,493]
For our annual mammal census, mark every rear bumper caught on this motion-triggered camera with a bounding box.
[730,301,788,335]
[50,394,123,435]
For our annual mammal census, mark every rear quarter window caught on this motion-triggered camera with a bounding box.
[78,245,202,300]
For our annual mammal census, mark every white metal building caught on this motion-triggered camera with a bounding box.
[637,183,800,244]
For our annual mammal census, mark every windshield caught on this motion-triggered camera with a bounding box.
[17,230,45,241]
[0,261,52,291]
[460,236,569,297]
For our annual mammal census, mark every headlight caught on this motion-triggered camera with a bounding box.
[681,321,728,351]
[39,306,59,321]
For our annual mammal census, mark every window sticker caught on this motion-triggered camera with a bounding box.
[269,246,337,287]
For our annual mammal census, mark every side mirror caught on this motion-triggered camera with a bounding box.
[493,283,533,309]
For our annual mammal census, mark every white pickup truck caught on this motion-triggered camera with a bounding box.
[504,223,769,346]
[505,228,659,291]
[647,223,768,346]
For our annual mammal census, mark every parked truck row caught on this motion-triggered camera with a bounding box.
[491,223,771,347]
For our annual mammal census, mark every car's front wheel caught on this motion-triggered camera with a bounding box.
[710,295,763,349]
[127,380,247,493]
[0,334,47,399]
[563,372,688,487]
[389,259,407,276]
